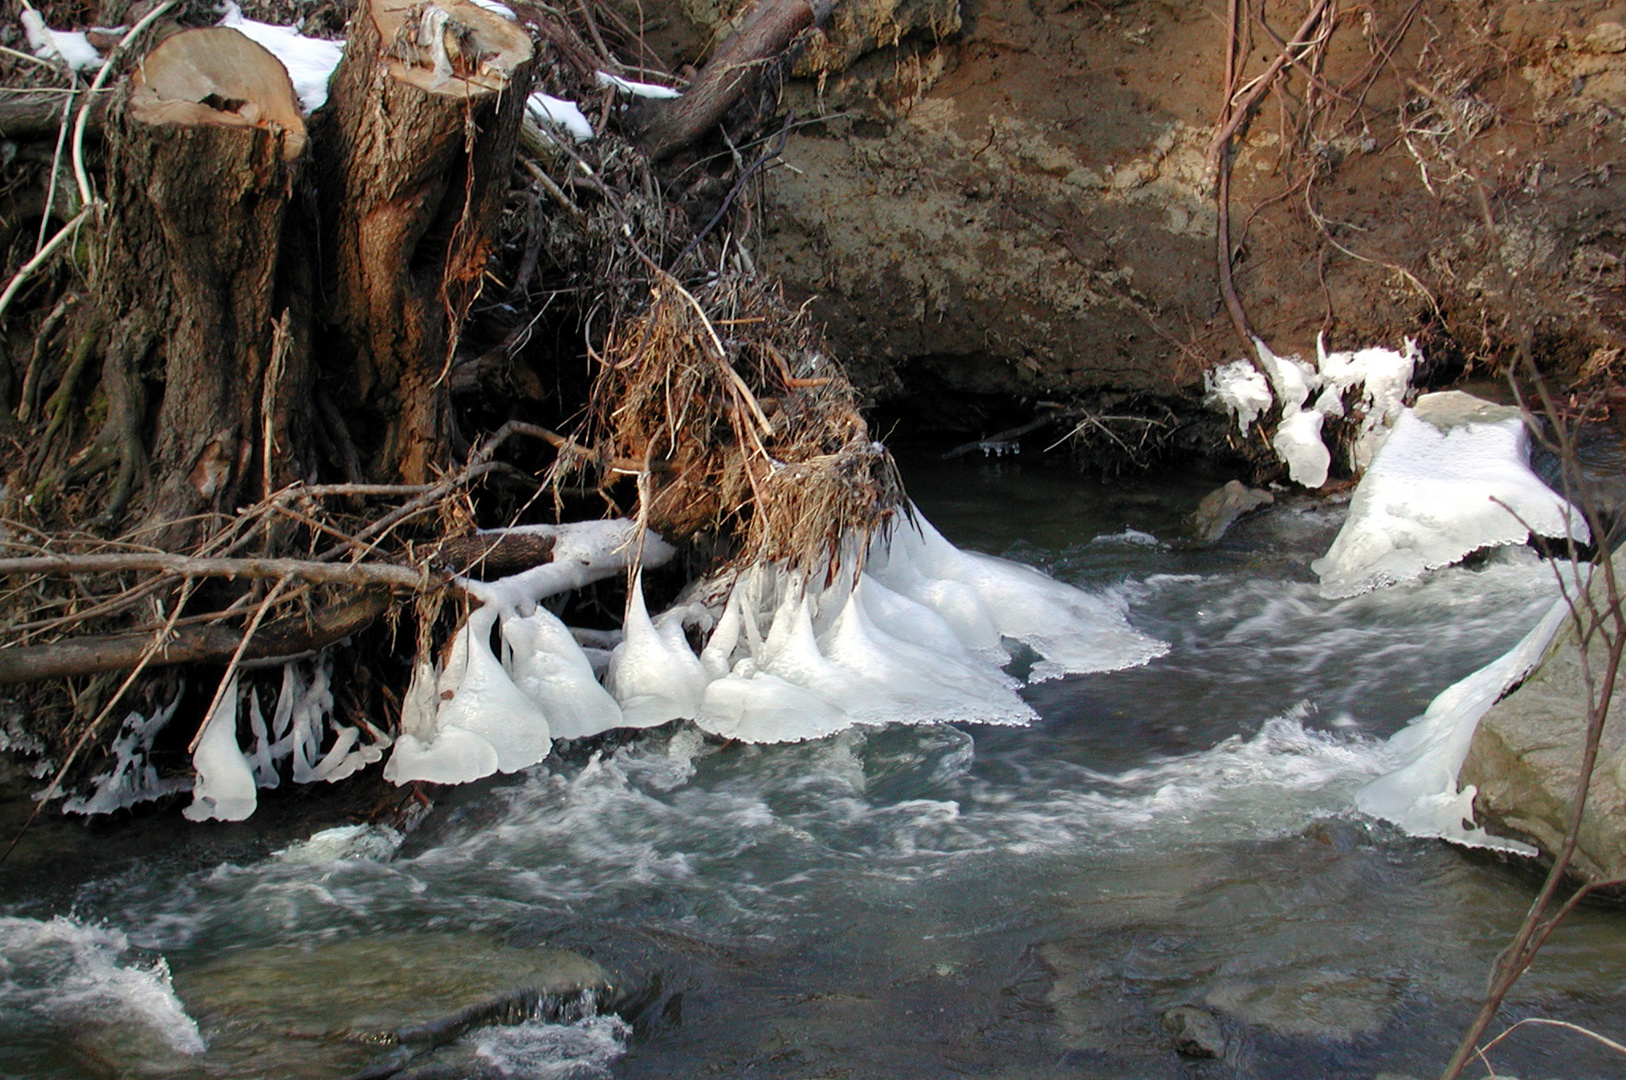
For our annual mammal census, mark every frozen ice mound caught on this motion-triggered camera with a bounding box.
[385,520,670,785]
[386,507,1169,770]
[1312,392,1588,599]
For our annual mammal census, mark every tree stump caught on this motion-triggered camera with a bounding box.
[320,0,536,485]
[101,28,309,549]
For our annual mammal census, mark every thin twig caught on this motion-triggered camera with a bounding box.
[72,0,178,209]
[0,205,90,325]
[0,576,199,865]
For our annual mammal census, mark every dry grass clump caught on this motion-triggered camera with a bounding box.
[559,268,904,578]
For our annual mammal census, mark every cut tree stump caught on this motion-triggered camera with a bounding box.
[99,27,309,549]
[320,0,537,486]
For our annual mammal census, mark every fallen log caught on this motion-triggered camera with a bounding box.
[0,90,111,139]
[0,530,565,683]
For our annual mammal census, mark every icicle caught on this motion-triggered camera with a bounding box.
[607,572,709,728]
[183,676,257,822]
[502,604,624,740]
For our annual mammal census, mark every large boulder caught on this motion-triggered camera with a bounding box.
[1460,554,1626,884]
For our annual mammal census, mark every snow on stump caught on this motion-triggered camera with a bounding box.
[1311,391,1587,599]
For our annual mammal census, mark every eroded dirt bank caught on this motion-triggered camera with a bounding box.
[646,0,1626,441]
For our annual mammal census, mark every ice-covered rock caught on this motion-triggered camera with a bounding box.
[1312,391,1588,598]
[1356,594,1566,852]
[1457,554,1626,881]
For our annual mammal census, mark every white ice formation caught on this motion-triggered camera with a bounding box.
[383,520,675,784]
[383,507,1166,777]
[1311,391,1588,599]
[1355,596,1566,852]
[63,696,190,815]
[1204,335,1419,488]
[217,3,344,115]
[96,511,1163,817]
[182,656,393,822]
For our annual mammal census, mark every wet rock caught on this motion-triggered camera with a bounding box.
[1203,972,1395,1041]
[1160,1005,1227,1058]
[1188,480,1274,542]
[1461,550,1626,884]
[171,934,614,1079]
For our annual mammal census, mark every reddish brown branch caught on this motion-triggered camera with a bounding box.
[638,0,830,161]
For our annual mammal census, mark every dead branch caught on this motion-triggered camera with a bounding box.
[0,553,436,589]
[0,89,110,139]
[0,588,393,685]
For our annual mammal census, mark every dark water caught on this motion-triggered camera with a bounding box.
[4,455,1625,1080]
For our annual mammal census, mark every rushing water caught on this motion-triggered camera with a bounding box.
[5,455,1626,1080]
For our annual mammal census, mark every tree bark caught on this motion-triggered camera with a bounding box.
[99,28,309,550]
[319,0,536,485]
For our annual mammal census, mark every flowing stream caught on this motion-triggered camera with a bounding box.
[6,455,1626,1080]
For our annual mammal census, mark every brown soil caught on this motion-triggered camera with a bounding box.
[737,0,1626,436]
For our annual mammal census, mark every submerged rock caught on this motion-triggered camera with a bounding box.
[1460,552,1626,884]
[1188,480,1274,542]
[1160,1005,1227,1058]
[171,934,615,1079]
[1204,972,1395,1042]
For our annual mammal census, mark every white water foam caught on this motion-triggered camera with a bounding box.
[0,916,203,1054]
[471,1012,631,1079]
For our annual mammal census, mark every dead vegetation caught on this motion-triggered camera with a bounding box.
[0,0,899,815]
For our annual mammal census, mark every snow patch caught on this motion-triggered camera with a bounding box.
[217,3,344,115]
[21,11,104,71]
[527,93,594,140]
[596,71,683,99]
[1311,393,1587,598]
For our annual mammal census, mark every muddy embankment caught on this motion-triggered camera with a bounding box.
[633,0,1626,455]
